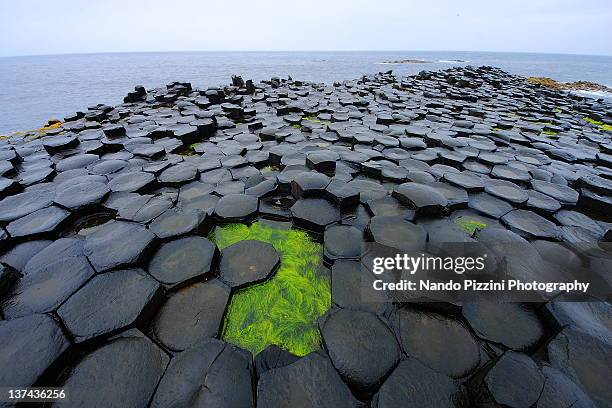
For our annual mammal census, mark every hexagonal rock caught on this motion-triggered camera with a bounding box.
[547,327,612,407]
[501,209,560,240]
[3,238,95,319]
[257,351,360,408]
[57,269,161,343]
[158,163,198,185]
[219,240,280,289]
[213,193,258,222]
[331,260,390,315]
[148,236,217,286]
[484,180,528,204]
[291,198,341,233]
[84,221,155,272]
[108,171,155,192]
[152,280,230,352]
[392,182,448,215]
[476,352,544,408]
[54,176,110,209]
[394,308,480,379]
[290,171,331,198]
[55,153,99,172]
[372,358,468,408]
[0,314,69,387]
[0,239,52,271]
[544,302,610,342]
[6,205,70,238]
[462,302,544,351]
[443,171,485,192]
[367,215,427,252]
[151,338,254,408]
[254,345,300,377]
[55,330,168,408]
[537,365,597,408]
[306,150,339,173]
[148,208,202,239]
[365,196,415,219]
[320,309,400,391]
[469,192,513,219]
[532,179,579,205]
[0,189,54,222]
[323,224,362,263]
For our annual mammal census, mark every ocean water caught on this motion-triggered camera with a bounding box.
[1,51,611,134]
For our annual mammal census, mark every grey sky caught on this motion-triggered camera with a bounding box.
[1,0,611,57]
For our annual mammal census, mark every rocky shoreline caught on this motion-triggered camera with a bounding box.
[1,66,611,407]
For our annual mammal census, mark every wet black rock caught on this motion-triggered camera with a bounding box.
[537,365,597,408]
[372,358,468,408]
[6,205,70,238]
[393,182,448,215]
[394,308,480,378]
[0,314,69,387]
[219,240,280,289]
[476,351,544,408]
[149,208,201,239]
[108,171,155,192]
[3,238,95,318]
[469,192,513,219]
[0,189,54,222]
[56,330,168,408]
[367,215,427,252]
[462,302,544,351]
[290,171,331,198]
[257,351,360,408]
[213,193,258,222]
[84,221,155,272]
[254,344,300,377]
[57,268,161,343]
[323,224,362,262]
[148,236,217,286]
[320,308,400,391]
[153,280,230,351]
[151,338,254,408]
[547,327,612,407]
[290,198,341,232]
[54,175,110,209]
[501,209,560,240]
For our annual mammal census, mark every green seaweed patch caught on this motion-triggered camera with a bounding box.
[455,218,488,235]
[211,222,331,357]
[542,130,559,136]
[291,124,302,129]
[583,116,612,132]
[302,115,331,125]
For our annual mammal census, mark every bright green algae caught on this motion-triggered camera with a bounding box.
[210,222,331,356]
[455,218,488,235]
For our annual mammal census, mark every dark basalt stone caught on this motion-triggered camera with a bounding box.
[108,171,155,192]
[84,221,155,272]
[372,358,468,408]
[444,171,485,191]
[484,180,528,204]
[290,198,341,232]
[151,338,254,408]
[547,327,612,407]
[3,238,95,318]
[42,134,79,153]
[537,365,597,408]
[544,302,611,342]
[331,259,390,314]
[58,268,161,342]
[392,182,448,215]
[148,236,217,286]
[531,180,579,205]
[320,308,400,391]
[219,240,280,289]
[149,208,201,239]
[477,351,544,408]
[367,215,427,252]
[213,193,258,222]
[306,150,339,173]
[153,279,230,351]
[257,351,360,408]
[54,176,110,209]
[526,189,561,213]
[55,153,99,172]
[56,330,168,408]
[0,240,52,271]
[0,314,69,387]
[365,196,415,219]
[469,192,513,219]
[323,224,362,262]
[462,302,544,351]
[158,162,198,185]
[0,189,54,222]
[394,308,480,379]
[255,344,300,377]
[6,205,70,238]
[290,171,331,198]
[501,209,560,240]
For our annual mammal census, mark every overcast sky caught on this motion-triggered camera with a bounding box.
[1,0,611,57]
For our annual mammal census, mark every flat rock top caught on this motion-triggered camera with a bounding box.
[219,240,280,288]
